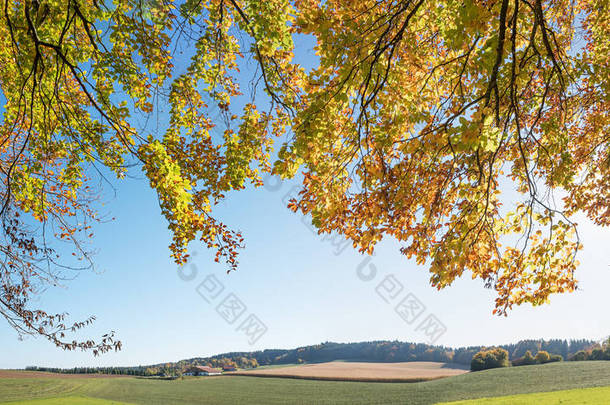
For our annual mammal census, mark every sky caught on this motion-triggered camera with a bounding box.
[1,12,610,370]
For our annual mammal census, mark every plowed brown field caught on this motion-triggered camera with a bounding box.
[229,361,469,382]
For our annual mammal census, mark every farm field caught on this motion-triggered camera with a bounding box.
[2,397,133,405]
[439,385,610,404]
[0,371,128,379]
[229,361,469,382]
[1,361,610,404]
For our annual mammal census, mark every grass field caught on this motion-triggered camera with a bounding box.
[230,361,469,382]
[2,397,133,405]
[1,361,610,404]
[439,385,610,404]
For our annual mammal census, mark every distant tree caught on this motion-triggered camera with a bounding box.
[510,340,542,360]
[512,350,537,366]
[471,353,486,371]
[535,351,551,364]
[590,348,605,361]
[549,354,563,363]
[570,351,589,361]
[471,348,509,371]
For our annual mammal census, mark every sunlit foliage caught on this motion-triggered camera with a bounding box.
[1,0,608,351]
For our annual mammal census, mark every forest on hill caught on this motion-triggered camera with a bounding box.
[26,338,597,376]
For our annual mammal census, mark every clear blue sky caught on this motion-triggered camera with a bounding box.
[1,23,609,370]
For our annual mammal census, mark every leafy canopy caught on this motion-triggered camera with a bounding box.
[0,0,608,352]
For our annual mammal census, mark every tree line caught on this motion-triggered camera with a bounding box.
[470,338,610,371]
[26,338,599,376]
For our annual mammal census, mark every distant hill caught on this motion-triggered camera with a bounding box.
[26,338,596,376]
[178,338,594,368]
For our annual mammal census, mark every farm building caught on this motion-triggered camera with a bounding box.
[184,366,222,376]
[222,365,237,372]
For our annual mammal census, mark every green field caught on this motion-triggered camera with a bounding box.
[440,386,610,404]
[1,361,610,404]
[2,397,133,405]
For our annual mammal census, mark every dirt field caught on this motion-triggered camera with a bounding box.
[229,361,469,382]
[0,370,129,379]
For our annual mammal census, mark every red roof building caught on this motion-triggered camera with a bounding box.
[184,365,222,376]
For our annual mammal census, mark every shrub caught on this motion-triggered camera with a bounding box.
[471,353,486,371]
[512,350,536,366]
[471,348,510,371]
[549,354,563,362]
[512,350,562,366]
[535,350,551,364]
[524,350,537,365]
[569,350,589,361]
[590,348,605,361]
